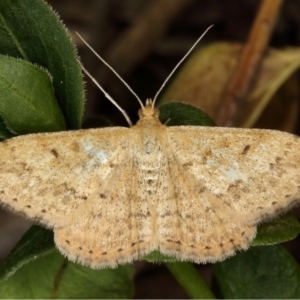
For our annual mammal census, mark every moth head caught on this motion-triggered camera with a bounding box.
[138,99,160,119]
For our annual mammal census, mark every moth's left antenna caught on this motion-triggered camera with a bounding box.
[76,32,144,113]
[152,25,213,107]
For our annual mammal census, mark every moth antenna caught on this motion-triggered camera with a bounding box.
[76,32,144,110]
[78,60,133,127]
[152,25,214,108]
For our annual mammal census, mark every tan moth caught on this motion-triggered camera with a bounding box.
[1,27,300,269]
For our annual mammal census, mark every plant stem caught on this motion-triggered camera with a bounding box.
[217,0,284,126]
[166,262,215,299]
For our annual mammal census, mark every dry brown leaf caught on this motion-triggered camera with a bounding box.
[159,43,300,130]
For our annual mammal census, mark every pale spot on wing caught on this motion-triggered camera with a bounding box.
[224,167,242,181]
[81,141,108,164]
[88,148,108,164]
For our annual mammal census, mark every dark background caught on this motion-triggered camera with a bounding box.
[1,0,300,298]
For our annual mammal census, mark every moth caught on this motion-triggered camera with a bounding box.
[0,28,299,269]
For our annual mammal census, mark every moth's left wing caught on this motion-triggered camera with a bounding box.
[166,126,300,225]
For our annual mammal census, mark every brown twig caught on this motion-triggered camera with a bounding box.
[216,0,284,127]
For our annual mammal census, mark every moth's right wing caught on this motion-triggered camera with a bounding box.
[0,127,130,227]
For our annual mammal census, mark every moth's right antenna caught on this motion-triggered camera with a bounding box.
[76,32,144,110]
[78,61,133,127]
[152,25,213,107]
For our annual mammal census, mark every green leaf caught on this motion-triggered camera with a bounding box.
[0,55,65,135]
[0,227,134,299]
[0,251,134,299]
[0,226,55,282]
[0,0,84,129]
[213,245,300,299]
[0,115,15,140]
[253,215,300,246]
[159,102,216,126]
